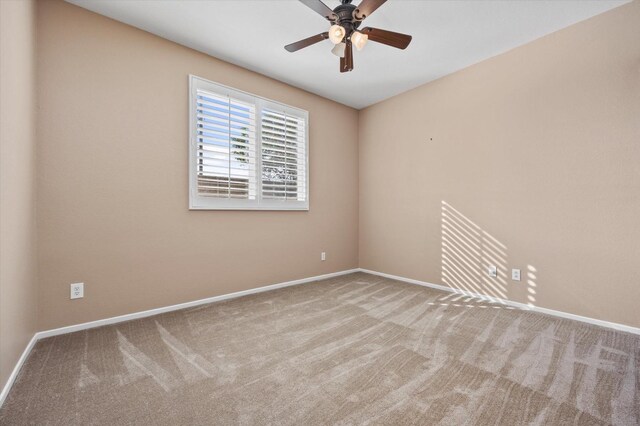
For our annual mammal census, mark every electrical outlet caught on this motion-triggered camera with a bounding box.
[487,265,497,278]
[70,283,84,299]
[511,269,521,281]
[321,252,326,261]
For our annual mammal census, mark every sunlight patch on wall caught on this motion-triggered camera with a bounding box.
[527,264,537,307]
[441,201,508,303]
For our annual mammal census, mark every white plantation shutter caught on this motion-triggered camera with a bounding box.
[195,90,256,199]
[260,107,307,202]
[189,76,309,210]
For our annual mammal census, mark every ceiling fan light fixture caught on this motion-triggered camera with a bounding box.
[331,42,346,57]
[284,0,413,73]
[328,24,346,44]
[351,30,368,51]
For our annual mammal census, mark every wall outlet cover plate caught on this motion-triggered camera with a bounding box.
[487,266,498,278]
[512,269,521,281]
[70,283,84,299]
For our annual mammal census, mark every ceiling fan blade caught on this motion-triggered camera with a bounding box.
[298,0,336,21]
[354,0,387,20]
[360,27,412,50]
[340,40,353,73]
[285,32,329,52]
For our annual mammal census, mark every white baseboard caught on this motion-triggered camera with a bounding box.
[359,268,640,336]
[0,268,358,407]
[0,334,38,407]
[2,266,637,408]
[37,268,360,339]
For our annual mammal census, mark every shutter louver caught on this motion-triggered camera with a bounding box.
[195,89,256,199]
[260,108,307,201]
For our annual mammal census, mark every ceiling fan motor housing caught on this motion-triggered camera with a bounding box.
[333,3,361,36]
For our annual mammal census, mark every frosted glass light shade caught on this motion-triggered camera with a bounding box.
[331,42,346,57]
[329,25,346,44]
[351,31,368,51]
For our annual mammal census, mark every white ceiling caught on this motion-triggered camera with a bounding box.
[65,0,627,109]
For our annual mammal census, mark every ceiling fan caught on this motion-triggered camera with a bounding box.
[284,0,412,73]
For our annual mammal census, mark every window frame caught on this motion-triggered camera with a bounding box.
[189,75,310,211]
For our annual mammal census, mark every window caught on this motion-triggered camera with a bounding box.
[189,75,309,210]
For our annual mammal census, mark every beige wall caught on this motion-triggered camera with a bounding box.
[0,0,38,388]
[3,0,637,351]
[36,0,359,330]
[359,1,640,328]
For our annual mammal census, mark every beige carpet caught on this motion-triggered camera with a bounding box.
[1,272,638,425]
